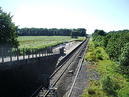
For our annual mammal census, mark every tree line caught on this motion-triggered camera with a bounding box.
[18,28,86,36]
[92,29,129,76]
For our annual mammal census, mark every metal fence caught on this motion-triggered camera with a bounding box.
[0,47,61,63]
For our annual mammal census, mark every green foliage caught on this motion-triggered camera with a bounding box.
[118,85,129,97]
[95,47,109,60]
[81,80,108,97]
[106,33,129,61]
[92,29,106,36]
[83,40,129,97]
[92,29,107,47]
[18,28,86,36]
[92,29,129,79]
[0,7,18,47]
[92,29,129,61]
[119,43,129,66]
[102,76,119,97]
[85,41,96,61]
[85,41,109,62]
[93,36,107,47]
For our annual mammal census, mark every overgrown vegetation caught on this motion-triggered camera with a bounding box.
[82,29,129,97]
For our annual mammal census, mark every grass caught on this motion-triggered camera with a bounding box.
[18,36,85,49]
[82,40,129,97]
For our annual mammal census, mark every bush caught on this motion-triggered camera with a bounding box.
[81,80,108,97]
[102,76,120,97]
[95,47,109,60]
[119,43,129,66]
[118,85,129,97]
[85,42,109,62]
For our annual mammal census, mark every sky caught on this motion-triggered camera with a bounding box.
[0,0,129,34]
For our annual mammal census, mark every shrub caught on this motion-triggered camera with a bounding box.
[118,85,129,97]
[119,43,129,66]
[81,80,108,97]
[102,76,120,97]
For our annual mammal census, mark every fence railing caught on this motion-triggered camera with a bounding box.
[0,47,62,63]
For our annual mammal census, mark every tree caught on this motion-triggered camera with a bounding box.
[71,30,78,38]
[119,43,129,66]
[0,7,18,47]
[93,29,106,36]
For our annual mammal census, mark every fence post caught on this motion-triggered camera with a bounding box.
[39,50,41,57]
[16,48,19,61]
[36,50,37,58]
[60,47,65,55]
[45,49,47,56]
[32,49,34,58]
[10,48,12,62]
[41,49,43,56]
[28,51,30,59]
[26,49,28,59]
[41,49,42,56]
[2,48,4,63]
[38,49,40,57]
[23,48,25,60]
[34,49,35,58]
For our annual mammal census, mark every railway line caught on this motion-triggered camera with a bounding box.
[30,38,89,97]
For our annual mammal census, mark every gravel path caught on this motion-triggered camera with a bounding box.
[67,61,100,97]
[67,60,88,97]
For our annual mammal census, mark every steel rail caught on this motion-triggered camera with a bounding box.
[30,39,88,97]
[43,39,88,97]
[67,39,88,97]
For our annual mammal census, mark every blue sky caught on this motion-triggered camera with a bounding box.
[0,0,129,33]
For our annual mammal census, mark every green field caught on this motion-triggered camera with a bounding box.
[18,36,85,49]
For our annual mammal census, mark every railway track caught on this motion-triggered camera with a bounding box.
[30,39,89,97]
[67,39,88,97]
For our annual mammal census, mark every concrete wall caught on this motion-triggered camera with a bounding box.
[0,54,60,97]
